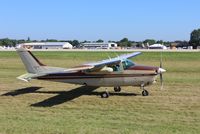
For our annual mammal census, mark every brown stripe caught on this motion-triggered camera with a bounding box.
[38,73,157,80]
[128,65,158,71]
[28,51,46,66]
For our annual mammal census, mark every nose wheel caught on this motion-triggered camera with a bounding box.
[101,91,110,98]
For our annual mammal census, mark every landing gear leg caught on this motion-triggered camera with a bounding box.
[141,86,149,96]
[101,91,110,98]
[114,86,121,92]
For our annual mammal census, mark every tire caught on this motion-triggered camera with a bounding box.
[114,86,121,92]
[101,92,109,98]
[142,90,149,96]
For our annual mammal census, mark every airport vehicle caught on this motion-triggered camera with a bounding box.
[16,48,166,98]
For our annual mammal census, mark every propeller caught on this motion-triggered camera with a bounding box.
[160,71,163,90]
[159,52,165,90]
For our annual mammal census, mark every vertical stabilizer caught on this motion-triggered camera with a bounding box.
[16,48,45,73]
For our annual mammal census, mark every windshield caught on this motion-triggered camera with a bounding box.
[122,59,135,69]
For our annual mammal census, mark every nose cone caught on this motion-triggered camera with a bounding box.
[158,68,166,73]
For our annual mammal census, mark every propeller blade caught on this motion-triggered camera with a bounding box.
[160,52,164,90]
[160,73,163,90]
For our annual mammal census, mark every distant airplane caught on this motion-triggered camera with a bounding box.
[16,48,166,98]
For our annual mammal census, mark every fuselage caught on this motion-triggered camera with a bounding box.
[16,48,166,89]
[37,65,159,87]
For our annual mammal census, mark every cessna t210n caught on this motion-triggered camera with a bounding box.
[16,48,166,98]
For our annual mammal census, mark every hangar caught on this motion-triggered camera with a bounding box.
[148,44,167,49]
[81,42,117,49]
[18,42,73,49]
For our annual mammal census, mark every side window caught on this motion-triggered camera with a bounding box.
[122,59,135,69]
[122,61,127,69]
[110,60,134,71]
[112,65,119,71]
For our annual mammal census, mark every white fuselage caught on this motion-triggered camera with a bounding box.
[51,75,157,87]
[38,69,158,87]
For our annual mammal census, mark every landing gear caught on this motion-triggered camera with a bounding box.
[114,86,121,92]
[101,91,110,98]
[101,86,121,98]
[142,90,149,96]
[141,85,149,96]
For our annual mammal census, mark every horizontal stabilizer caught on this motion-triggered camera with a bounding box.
[17,73,46,82]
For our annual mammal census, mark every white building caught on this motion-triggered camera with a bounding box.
[81,42,117,49]
[148,44,167,49]
[18,42,73,49]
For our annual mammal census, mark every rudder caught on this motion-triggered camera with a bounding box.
[16,48,45,74]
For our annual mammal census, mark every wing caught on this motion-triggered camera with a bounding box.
[117,52,141,60]
[84,52,141,71]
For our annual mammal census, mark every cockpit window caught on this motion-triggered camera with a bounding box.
[109,59,135,72]
[122,59,135,69]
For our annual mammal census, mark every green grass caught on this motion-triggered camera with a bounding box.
[0,51,200,134]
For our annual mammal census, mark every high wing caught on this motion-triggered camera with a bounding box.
[116,52,141,60]
[43,52,142,73]
[83,52,141,71]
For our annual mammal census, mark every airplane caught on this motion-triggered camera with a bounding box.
[16,47,166,98]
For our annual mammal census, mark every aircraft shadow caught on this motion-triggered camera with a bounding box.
[1,86,42,96]
[31,86,99,107]
[2,86,140,107]
[31,87,139,107]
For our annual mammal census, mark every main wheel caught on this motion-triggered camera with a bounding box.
[142,90,149,96]
[114,86,121,92]
[101,91,110,98]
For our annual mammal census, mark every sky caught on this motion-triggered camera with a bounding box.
[0,0,200,41]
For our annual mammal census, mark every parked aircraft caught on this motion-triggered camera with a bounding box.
[16,48,166,98]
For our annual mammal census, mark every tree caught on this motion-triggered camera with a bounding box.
[175,41,189,48]
[190,29,200,49]
[17,39,26,44]
[108,40,116,43]
[136,42,143,48]
[157,40,163,44]
[0,38,15,47]
[27,37,31,42]
[46,39,58,42]
[71,40,79,47]
[118,38,132,47]
[120,38,129,43]
[96,39,104,43]
[143,39,156,45]
[82,40,91,43]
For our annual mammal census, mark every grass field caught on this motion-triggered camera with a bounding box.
[0,51,200,134]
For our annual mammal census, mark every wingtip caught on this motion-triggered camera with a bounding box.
[136,51,142,54]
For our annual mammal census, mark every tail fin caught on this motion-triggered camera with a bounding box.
[16,48,46,74]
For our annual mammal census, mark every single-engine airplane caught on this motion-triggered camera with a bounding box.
[16,48,166,98]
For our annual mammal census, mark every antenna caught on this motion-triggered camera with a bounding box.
[114,52,119,59]
[106,53,111,60]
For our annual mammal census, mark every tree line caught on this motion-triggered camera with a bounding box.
[1,28,200,49]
